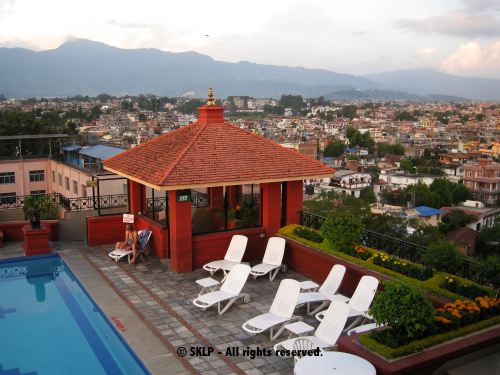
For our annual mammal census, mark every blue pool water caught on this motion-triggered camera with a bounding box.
[0,254,150,375]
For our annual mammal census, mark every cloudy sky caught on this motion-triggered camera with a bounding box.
[0,0,499,78]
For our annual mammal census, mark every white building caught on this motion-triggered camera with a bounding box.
[324,170,372,198]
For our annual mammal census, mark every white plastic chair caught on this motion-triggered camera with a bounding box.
[203,235,248,279]
[108,229,152,263]
[296,264,347,315]
[315,276,379,332]
[274,301,350,355]
[250,237,286,282]
[242,279,301,340]
[193,263,251,315]
[292,337,315,364]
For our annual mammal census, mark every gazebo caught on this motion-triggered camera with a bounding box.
[88,89,333,272]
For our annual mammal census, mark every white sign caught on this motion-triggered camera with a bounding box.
[158,210,166,220]
[123,214,135,223]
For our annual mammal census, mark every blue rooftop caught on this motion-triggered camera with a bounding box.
[415,206,445,217]
[79,145,124,160]
[60,144,82,152]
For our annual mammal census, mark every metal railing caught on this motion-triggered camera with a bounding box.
[299,210,484,283]
[0,193,128,212]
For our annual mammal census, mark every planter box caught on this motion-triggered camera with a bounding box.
[338,325,500,375]
[280,235,450,307]
[22,225,52,256]
[279,235,389,297]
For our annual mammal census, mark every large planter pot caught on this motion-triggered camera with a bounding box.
[279,235,389,298]
[338,325,500,375]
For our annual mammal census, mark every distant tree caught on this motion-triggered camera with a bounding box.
[177,99,205,114]
[438,209,476,233]
[362,213,407,238]
[421,239,462,273]
[263,104,285,115]
[423,148,432,159]
[279,95,304,112]
[476,223,500,257]
[396,110,416,121]
[406,219,444,247]
[121,100,133,111]
[400,159,414,174]
[475,113,485,121]
[0,93,6,101]
[89,105,102,120]
[377,142,405,157]
[323,141,345,157]
[359,187,376,204]
[97,93,112,103]
[339,105,357,119]
[452,183,473,204]
[480,256,500,297]
[138,113,147,122]
[317,96,327,106]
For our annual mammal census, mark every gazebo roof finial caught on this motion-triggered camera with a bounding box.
[206,86,215,106]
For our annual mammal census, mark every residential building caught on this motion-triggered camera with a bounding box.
[326,170,371,198]
[463,160,500,207]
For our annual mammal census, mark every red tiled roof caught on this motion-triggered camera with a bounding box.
[104,106,334,190]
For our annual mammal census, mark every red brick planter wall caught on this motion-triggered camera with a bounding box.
[280,235,388,297]
[192,228,267,270]
[86,215,125,247]
[0,220,59,241]
[338,325,500,375]
[136,215,168,259]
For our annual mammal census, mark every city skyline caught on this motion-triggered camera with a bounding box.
[0,0,499,79]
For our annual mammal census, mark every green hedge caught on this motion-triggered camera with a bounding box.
[358,315,500,359]
[293,226,324,243]
[279,224,494,301]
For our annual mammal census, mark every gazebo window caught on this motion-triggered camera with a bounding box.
[144,186,168,227]
[192,184,260,235]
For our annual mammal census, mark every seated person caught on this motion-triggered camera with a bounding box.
[115,224,139,264]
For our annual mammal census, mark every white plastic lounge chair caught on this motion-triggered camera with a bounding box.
[315,275,379,332]
[108,229,152,263]
[193,264,251,315]
[250,237,286,282]
[242,279,301,341]
[296,264,347,315]
[274,301,350,355]
[203,235,248,279]
[347,322,384,336]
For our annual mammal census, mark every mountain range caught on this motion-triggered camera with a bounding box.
[0,39,499,101]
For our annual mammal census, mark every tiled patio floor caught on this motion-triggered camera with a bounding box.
[1,242,323,375]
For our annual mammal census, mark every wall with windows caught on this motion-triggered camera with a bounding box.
[0,158,126,200]
[0,159,50,199]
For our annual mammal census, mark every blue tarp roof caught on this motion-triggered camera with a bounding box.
[60,144,81,151]
[79,145,124,160]
[415,206,445,217]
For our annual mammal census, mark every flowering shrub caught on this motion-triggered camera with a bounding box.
[373,252,433,281]
[439,276,492,299]
[340,245,372,260]
[434,297,500,332]
[369,294,500,352]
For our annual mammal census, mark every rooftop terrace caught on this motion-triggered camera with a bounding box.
[1,241,498,375]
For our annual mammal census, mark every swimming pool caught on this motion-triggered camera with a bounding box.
[0,254,150,375]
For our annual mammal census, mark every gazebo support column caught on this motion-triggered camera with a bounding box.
[129,180,142,215]
[261,182,282,236]
[285,180,303,225]
[227,185,241,208]
[168,190,193,272]
[209,186,225,209]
